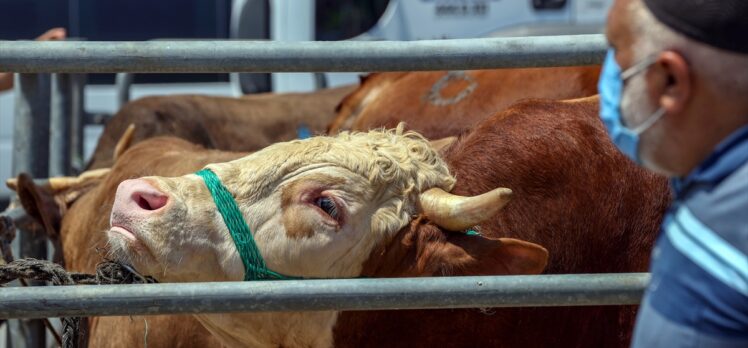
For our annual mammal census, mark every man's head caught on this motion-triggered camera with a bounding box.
[606,0,748,176]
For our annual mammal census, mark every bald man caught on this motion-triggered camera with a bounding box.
[0,28,66,92]
[599,0,748,346]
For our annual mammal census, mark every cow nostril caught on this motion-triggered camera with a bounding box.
[133,192,168,211]
[137,196,152,210]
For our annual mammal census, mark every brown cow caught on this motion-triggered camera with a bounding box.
[334,96,670,347]
[13,139,245,347]
[15,96,669,347]
[88,84,355,169]
[82,140,248,348]
[328,66,601,139]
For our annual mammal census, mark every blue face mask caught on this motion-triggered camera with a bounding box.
[598,49,665,164]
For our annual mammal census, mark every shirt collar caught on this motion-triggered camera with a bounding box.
[672,124,748,196]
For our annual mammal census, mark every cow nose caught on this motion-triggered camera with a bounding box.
[114,179,169,213]
[133,189,168,211]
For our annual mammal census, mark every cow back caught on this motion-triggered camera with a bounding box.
[330,66,601,139]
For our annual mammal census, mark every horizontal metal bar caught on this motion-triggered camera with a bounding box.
[0,35,606,73]
[1,208,27,225]
[0,273,649,319]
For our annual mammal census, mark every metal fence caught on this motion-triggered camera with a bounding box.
[0,33,647,345]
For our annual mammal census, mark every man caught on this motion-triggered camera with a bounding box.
[0,28,66,92]
[599,0,748,346]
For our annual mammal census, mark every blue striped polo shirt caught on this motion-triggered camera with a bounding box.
[633,125,748,346]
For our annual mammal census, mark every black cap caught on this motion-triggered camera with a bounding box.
[643,0,748,54]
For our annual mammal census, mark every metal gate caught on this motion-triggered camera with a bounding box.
[0,34,645,346]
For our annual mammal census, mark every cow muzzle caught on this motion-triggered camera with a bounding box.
[110,179,169,243]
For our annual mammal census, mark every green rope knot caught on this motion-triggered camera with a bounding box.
[465,229,481,236]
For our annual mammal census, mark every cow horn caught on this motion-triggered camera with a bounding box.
[429,136,457,153]
[6,168,111,192]
[418,187,513,231]
[46,168,111,191]
[114,123,136,162]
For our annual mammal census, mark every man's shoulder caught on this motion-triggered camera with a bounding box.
[684,160,748,253]
[648,221,748,338]
[643,132,748,340]
[660,159,748,305]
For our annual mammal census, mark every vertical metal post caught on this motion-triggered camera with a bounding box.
[69,73,86,173]
[13,74,51,177]
[50,73,72,177]
[11,73,50,348]
[269,0,316,93]
[114,73,133,110]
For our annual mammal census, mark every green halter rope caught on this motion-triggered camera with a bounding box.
[196,169,301,281]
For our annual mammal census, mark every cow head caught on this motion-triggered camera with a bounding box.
[107,127,546,282]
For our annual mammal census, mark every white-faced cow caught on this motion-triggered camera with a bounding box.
[105,127,548,348]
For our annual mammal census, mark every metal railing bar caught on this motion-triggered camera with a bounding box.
[0,35,606,73]
[0,273,649,319]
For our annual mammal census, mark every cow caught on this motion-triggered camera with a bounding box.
[328,66,601,139]
[334,96,670,347]
[104,128,547,348]
[87,84,355,169]
[11,138,243,347]
[13,96,669,347]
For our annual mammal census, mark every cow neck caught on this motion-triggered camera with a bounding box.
[196,168,301,281]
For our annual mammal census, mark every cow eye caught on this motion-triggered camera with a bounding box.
[315,196,339,220]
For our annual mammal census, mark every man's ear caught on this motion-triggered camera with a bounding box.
[432,233,548,276]
[656,51,691,116]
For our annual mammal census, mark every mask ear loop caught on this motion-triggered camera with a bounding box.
[621,53,666,135]
[621,54,659,81]
[631,107,666,135]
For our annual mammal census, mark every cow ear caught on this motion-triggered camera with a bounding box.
[362,219,547,277]
[422,227,548,276]
[7,169,109,240]
[13,173,64,241]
